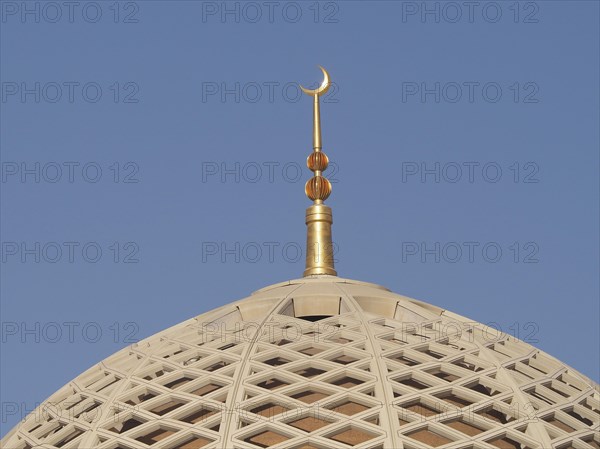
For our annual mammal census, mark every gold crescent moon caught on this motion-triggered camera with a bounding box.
[300,66,331,96]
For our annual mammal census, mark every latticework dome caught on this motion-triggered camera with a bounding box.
[3,276,599,449]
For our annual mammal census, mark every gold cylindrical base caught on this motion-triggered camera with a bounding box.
[304,203,337,277]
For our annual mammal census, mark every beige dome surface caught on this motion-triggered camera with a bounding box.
[3,276,599,449]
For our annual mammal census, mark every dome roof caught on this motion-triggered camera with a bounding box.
[3,276,599,449]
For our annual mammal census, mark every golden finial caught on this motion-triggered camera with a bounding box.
[300,66,336,277]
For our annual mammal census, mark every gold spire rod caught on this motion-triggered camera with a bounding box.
[312,90,322,150]
[300,66,337,277]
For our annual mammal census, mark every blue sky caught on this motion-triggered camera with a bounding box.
[1,0,598,436]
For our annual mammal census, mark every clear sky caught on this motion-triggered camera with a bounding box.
[1,0,598,437]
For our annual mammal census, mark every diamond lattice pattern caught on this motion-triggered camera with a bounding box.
[2,277,599,449]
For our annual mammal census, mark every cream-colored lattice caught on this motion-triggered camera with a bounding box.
[2,276,599,449]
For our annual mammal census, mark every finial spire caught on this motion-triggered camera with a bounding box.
[300,66,337,277]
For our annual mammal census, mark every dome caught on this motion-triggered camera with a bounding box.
[3,67,599,449]
[3,276,599,449]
